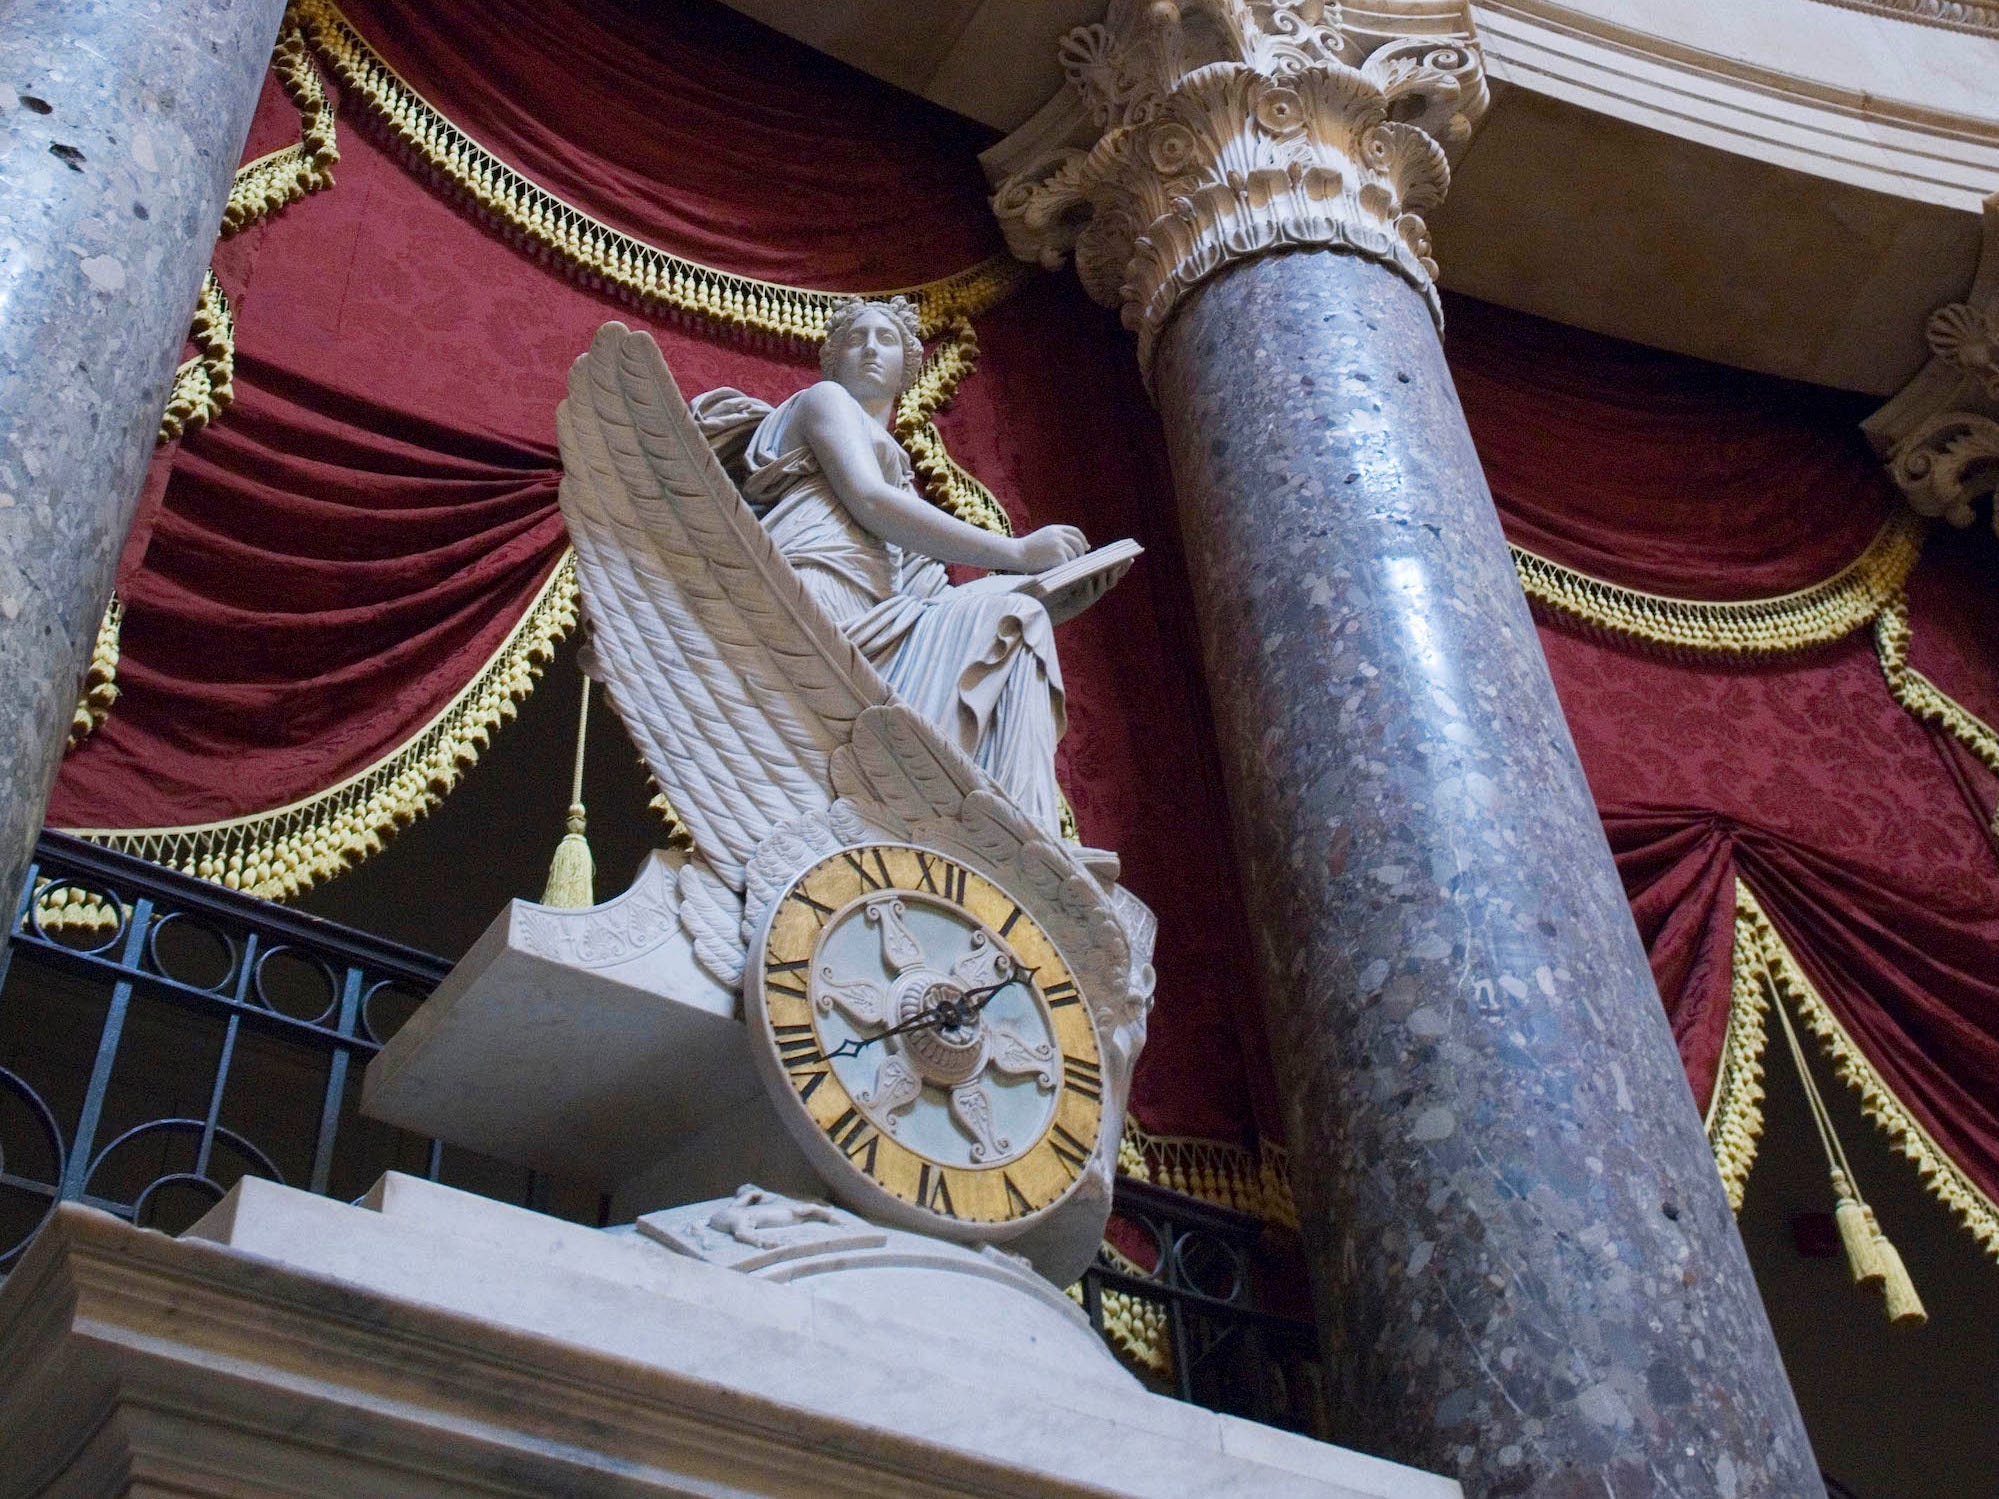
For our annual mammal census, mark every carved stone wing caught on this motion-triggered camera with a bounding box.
[556,323,896,891]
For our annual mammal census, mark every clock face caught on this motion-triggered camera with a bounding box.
[748,843,1103,1228]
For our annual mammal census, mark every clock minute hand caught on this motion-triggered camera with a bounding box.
[821,978,1020,1062]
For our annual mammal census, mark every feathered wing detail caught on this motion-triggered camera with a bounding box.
[677,858,747,990]
[557,322,894,889]
[828,704,987,831]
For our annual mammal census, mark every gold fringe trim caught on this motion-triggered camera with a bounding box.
[1513,509,1926,658]
[1874,594,1999,836]
[1066,1243,1175,1381]
[1119,1117,1298,1230]
[292,0,1027,345]
[66,595,124,750]
[87,3,1037,911]
[1736,881,1999,1263]
[1706,894,1775,1212]
[63,552,578,904]
[894,315,1013,537]
[157,270,236,444]
[157,14,338,447]
[220,18,340,235]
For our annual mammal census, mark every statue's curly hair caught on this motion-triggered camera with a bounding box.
[819,295,925,396]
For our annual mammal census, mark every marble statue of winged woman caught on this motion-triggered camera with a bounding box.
[553,299,1155,1137]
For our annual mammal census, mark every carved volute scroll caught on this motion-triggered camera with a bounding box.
[990,0,1490,371]
[1866,192,1999,536]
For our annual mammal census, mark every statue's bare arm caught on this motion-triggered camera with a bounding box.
[793,382,1087,574]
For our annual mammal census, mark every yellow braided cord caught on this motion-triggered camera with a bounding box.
[1874,595,1999,836]
[1707,883,1778,1212]
[1119,1117,1299,1229]
[292,0,1027,344]
[157,16,338,448]
[1736,881,1999,1262]
[1513,509,1925,658]
[62,553,578,905]
[66,595,125,750]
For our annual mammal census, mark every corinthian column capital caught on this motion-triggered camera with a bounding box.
[991,0,1488,370]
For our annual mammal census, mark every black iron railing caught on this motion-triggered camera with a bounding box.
[0,831,584,1268]
[2,831,1323,1435]
[1083,1176,1328,1438]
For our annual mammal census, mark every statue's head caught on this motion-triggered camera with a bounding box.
[820,296,924,404]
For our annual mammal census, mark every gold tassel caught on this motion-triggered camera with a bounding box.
[539,671,595,909]
[541,803,594,908]
[1765,934,1924,1325]
[1867,1207,1928,1326]
[1832,1170,1887,1288]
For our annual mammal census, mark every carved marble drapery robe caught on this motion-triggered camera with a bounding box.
[693,388,1067,837]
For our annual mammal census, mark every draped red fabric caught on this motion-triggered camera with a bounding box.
[49,0,1270,1145]
[1445,295,1890,596]
[1446,297,1999,1226]
[334,0,1000,289]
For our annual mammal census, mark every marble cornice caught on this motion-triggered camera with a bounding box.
[1807,0,1999,39]
[1470,0,1999,212]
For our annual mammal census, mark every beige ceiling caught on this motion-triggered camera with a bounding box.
[717,0,1999,394]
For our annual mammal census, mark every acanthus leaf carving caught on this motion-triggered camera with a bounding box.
[992,0,1488,373]
[1867,192,1999,540]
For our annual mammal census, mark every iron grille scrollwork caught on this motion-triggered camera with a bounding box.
[0,832,568,1268]
[1083,1176,1329,1439]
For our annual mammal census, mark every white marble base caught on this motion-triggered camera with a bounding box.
[362,850,818,1204]
[0,1173,1461,1499]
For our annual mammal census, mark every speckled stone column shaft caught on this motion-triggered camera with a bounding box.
[1152,250,1823,1498]
[0,0,284,924]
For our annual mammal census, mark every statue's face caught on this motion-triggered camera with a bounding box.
[828,309,906,403]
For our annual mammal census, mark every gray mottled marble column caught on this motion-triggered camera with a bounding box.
[1153,249,1822,1497]
[0,0,285,924]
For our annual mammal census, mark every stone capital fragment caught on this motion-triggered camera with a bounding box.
[1866,192,1999,536]
[991,0,1489,371]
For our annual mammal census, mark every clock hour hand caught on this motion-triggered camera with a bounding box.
[820,977,1020,1061]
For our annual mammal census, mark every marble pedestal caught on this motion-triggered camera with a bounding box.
[361,850,825,1213]
[0,1173,1461,1498]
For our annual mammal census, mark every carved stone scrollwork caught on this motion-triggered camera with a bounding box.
[1886,412,1999,528]
[1866,191,1999,538]
[990,0,1489,372]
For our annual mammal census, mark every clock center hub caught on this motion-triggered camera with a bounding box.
[896,975,987,1086]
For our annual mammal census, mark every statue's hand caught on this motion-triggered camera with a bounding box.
[1010,524,1089,574]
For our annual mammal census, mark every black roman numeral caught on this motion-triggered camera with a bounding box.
[765,976,809,1000]
[1043,979,1081,1010]
[1062,1055,1102,1103]
[774,1023,823,1069]
[828,1108,880,1173]
[1003,1173,1035,1216]
[766,957,811,975]
[914,853,966,904]
[842,847,894,891]
[998,904,1025,938]
[917,1164,956,1217]
[1048,1123,1092,1178]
